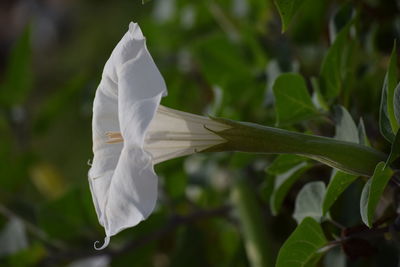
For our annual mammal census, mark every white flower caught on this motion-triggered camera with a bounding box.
[89,22,228,249]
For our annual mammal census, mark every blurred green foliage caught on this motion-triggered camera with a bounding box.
[1,0,400,266]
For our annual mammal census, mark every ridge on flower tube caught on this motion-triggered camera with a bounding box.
[106,105,231,163]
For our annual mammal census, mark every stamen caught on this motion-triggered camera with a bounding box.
[106,132,123,144]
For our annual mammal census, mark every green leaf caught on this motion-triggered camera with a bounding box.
[193,33,252,88]
[311,77,329,112]
[334,106,359,143]
[34,75,86,133]
[216,221,240,262]
[273,73,317,125]
[379,76,394,143]
[266,154,306,175]
[385,129,400,167]
[380,43,399,142]
[170,226,209,267]
[328,3,353,43]
[274,0,306,32]
[8,243,46,267]
[0,25,32,107]
[266,155,307,214]
[38,187,90,240]
[270,162,310,215]
[322,169,357,215]
[358,118,371,146]
[288,0,325,44]
[322,107,359,215]
[320,21,352,101]
[260,175,275,203]
[360,162,393,228]
[231,177,272,267]
[394,82,400,125]
[379,76,395,142]
[386,42,399,133]
[164,172,187,199]
[276,217,327,267]
[293,182,326,224]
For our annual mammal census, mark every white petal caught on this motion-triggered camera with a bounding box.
[88,170,112,227]
[89,22,167,243]
[104,148,157,236]
[90,88,122,177]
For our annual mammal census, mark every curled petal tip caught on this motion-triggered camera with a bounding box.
[94,236,110,250]
[129,22,144,40]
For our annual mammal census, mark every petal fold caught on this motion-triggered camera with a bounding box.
[89,22,166,246]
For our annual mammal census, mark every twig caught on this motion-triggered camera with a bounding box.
[0,204,66,250]
[328,219,346,230]
[326,226,391,248]
[390,171,400,188]
[208,1,240,42]
[40,205,231,266]
[113,205,231,257]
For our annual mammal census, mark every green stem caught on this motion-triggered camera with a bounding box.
[206,118,387,176]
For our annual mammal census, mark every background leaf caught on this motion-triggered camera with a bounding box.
[358,118,371,146]
[334,105,359,143]
[0,25,32,107]
[266,154,306,175]
[293,181,326,224]
[385,42,399,133]
[29,162,67,200]
[386,129,400,167]
[380,78,395,142]
[272,73,317,125]
[311,78,329,112]
[360,162,393,227]
[270,161,310,215]
[323,105,359,216]
[322,169,357,215]
[7,243,46,267]
[276,217,327,267]
[34,75,86,134]
[394,82,400,125]
[379,44,399,142]
[231,176,272,267]
[164,172,187,199]
[274,0,305,32]
[320,21,353,102]
[37,187,94,240]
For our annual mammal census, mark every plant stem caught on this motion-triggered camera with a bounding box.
[207,118,387,176]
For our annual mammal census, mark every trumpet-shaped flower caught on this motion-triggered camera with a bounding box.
[89,22,229,249]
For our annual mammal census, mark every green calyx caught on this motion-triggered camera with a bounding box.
[205,118,386,176]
